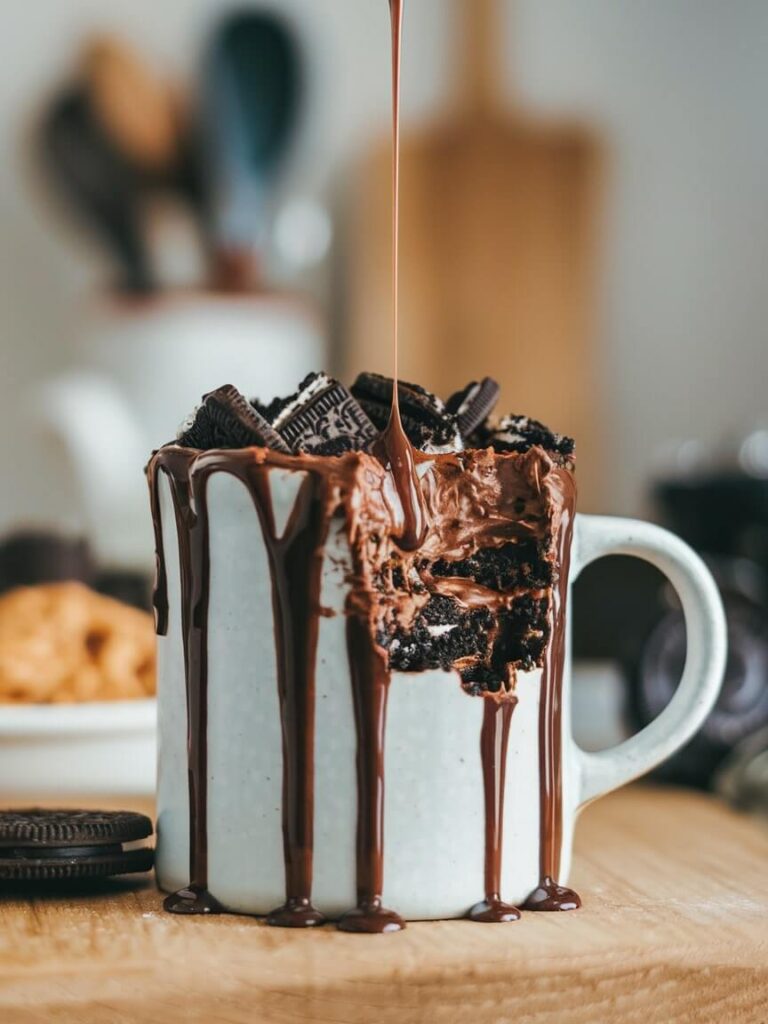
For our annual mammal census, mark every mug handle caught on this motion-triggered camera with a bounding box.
[571,515,727,807]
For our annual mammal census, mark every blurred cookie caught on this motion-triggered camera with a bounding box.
[0,582,155,703]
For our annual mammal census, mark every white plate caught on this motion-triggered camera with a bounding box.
[0,699,157,796]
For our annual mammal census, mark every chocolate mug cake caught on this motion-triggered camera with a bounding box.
[148,0,725,932]
[149,372,579,929]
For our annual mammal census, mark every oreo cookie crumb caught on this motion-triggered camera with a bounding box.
[379,596,494,673]
[474,414,575,462]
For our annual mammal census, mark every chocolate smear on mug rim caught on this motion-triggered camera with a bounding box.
[147,440,579,927]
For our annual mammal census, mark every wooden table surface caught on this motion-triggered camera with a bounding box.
[0,786,766,1024]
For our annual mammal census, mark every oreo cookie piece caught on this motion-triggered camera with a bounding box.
[445,378,500,438]
[350,373,462,452]
[481,415,575,461]
[178,385,290,452]
[272,373,378,455]
[0,809,154,881]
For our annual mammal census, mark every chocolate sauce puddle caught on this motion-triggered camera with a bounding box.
[468,699,521,923]
[523,474,581,912]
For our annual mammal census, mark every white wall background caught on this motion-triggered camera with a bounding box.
[1,0,767,535]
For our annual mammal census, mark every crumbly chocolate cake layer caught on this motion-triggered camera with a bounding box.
[355,446,568,693]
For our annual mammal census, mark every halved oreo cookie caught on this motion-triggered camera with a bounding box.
[350,373,462,452]
[272,373,378,455]
[0,809,154,881]
[178,385,290,452]
[445,377,500,438]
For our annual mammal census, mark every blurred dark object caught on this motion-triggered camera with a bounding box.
[38,38,206,295]
[0,532,150,611]
[574,439,768,792]
[656,474,768,574]
[715,725,768,822]
[572,556,665,664]
[80,34,208,261]
[201,9,301,290]
[41,89,154,293]
[629,559,768,790]
[0,532,94,592]
[95,570,151,610]
[82,35,180,176]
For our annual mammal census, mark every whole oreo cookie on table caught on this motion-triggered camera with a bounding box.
[0,809,154,882]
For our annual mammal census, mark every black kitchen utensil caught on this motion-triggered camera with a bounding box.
[201,9,301,290]
[40,89,153,293]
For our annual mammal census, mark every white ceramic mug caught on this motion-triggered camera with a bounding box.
[154,467,726,920]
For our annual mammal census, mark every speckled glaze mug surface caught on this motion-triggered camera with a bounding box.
[154,466,726,921]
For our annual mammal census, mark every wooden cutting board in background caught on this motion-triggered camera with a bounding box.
[347,0,604,507]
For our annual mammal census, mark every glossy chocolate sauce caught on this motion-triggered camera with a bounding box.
[524,472,581,912]
[338,614,404,933]
[147,461,168,636]
[151,448,221,915]
[251,470,330,928]
[468,699,521,923]
[151,448,338,923]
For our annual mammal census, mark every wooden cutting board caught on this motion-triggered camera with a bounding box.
[1,787,766,1023]
[348,0,603,506]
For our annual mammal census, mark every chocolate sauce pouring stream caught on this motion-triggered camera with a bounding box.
[338,0,414,936]
[379,0,427,553]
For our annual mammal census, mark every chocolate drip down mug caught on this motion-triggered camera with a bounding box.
[153,461,726,921]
